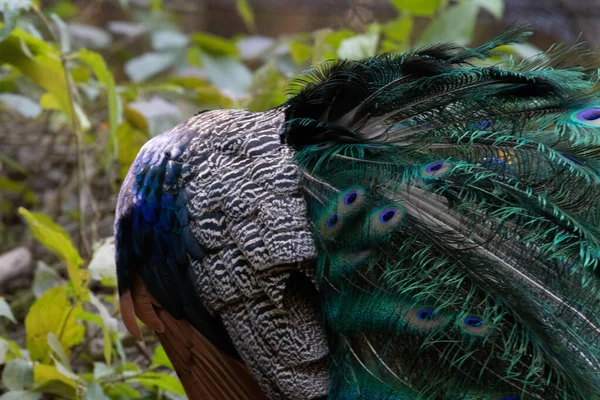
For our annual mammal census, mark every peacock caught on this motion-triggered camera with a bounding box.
[114,29,600,399]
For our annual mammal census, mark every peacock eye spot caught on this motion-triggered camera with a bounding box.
[577,108,600,121]
[327,213,339,227]
[344,191,358,205]
[464,316,484,327]
[500,396,521,400]
[379,209,396,223]
[417,309,437,321]
[477,119,493,130]
[427,162,444,173]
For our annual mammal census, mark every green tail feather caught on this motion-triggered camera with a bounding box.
[284,30,600,399]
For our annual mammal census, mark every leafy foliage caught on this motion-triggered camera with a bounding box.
[0,0,509,398]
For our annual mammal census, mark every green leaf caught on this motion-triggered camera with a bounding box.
[88,238,117,286]
[25,286,85,363]
[383,16,413,43]
[49,13,71,53]
[46,333,71,371]
[32,364,78,400]
[50,0,78,19]
[289,42,311,65]
[18,208,87,297]
[195,85,233,108]
[191,33,238,57]
[0,8,20,43]
[104,384,140,399]
[0,28,72,119]
[151,30,189,51]
[92,362,113,380]
[475,0,504,19]
[32,261,63,298]
[418,1,479,46]
[391,0,440,16]
[77,311,102,327]
[116,122,149,180]
[0,297,15,323]
[202,52,252,97]
[311,29,330,64]
[78,49,119,155]
[151,346,173,370]
[236,0,256,32]
[86,382,109,400]
[0,336,23,364]
[2,359,33,391]
[131,372,185,395]
[70,66,90,83]
[337,25,380,60]
[68,23,112,49]
[89,293,117,365]
[245,60,286,112]
[39,92,60,110]
[0,93,41,118]
[0,77,18,93]
[0,391,41,400]
[124,52,177,83]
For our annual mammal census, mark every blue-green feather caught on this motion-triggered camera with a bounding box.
[284,29,600,399]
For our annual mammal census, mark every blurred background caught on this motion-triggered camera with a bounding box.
[0,0,598,398]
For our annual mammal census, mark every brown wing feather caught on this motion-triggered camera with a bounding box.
[120,274,267,400]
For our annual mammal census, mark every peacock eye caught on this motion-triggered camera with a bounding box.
[416,309,437,321]
[327,213,339,227]
[500,396,521,400]
[379,209,396,223]
[477,119,493,130]
[344,191,358,205]
[338,187,366,215]
[576,108,600,122]
[463,316,484,327]
[427,162,444,173]
[421,160,451,178]
[572,107,600,127]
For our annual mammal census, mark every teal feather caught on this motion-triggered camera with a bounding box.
[284,29,600,399]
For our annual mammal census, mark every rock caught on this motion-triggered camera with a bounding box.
[0,247,33,286]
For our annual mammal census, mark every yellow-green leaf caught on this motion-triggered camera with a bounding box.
[168,76,209,90]
[195,85,233,108]
[18,208,87,297]
[104,383,141,399]
[123,106,149,133]
[116,122,148,180]
[32,364,78,399]
[391,0,440,16]
[0,29,72,119]
[131,372,185,395]
[0,336,23,364]
[70,66,90,83]
[25,287,85,363]
[191,33,238,57]
[50,0,79,19]
[151,346,173,370]
[290,42,311,65]
[383,16,413,43]
[245,60,286,112]
[0,298,15,323]
[40,93,61,110]
[77,49,119,155]
[236,0,256,33]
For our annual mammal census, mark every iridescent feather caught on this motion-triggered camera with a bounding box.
[284,28,600,400]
